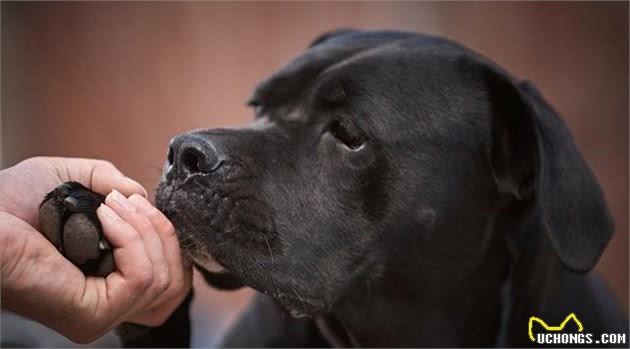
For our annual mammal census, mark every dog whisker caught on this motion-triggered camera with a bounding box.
[290,285,307,310]
[263,235,278,295]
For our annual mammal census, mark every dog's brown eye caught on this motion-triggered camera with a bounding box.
[327,119,365,150]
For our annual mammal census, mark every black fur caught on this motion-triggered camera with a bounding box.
[41,29,627,347]
[156,29,627,347]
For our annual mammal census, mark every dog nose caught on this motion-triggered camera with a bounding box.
[167,134,222,178]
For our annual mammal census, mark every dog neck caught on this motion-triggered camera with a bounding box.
[316,214,575,347]
[316,228,512,347]
[496,224,578,347]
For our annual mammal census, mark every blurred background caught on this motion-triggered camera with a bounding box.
[1,1,628,347]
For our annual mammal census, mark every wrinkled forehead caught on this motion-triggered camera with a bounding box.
[249,32,454,111]
[251,31,487,140]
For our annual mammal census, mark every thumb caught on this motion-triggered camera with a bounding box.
[50,157,148,198]
[0,212,90,333]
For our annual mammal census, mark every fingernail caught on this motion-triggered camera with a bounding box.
[124,177,148,197]
[109,189,134,211]
[97,203,117,222]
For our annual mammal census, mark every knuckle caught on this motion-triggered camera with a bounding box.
[154,268,171,293]
[128,194,146,206]
[22,157,49,172]
[26,156,45,165]
[132,269,154,289]
[167,277,189,300]
[137,218,153,234]
[125,231,144,247]
[96,159,116,170]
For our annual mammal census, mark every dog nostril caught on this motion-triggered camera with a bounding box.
[170,134,222,177]
[167,146,175,166]
[180,148,206,174]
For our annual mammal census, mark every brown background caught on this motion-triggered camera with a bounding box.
[2,2,627,346]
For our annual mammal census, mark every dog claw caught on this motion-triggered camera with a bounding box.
[98,239,111,251]
[63,196,80,211]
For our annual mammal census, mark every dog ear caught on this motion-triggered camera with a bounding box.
[309,28,356,48]
[486,68,614,274]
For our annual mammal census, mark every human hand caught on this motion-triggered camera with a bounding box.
[0,157,147,228]
[0,157,192,343]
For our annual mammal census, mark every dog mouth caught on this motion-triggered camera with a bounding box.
[181,231,328,313]
[163,206,248,290]
[188,249,226,273]
[155,174,281,285]
[156,175,338,316]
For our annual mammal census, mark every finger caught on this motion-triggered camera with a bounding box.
[0,212,86,295]
[96,204,153,291]
[105,190,170,309]
[0,213,108,342]
[126,286,190,327]
[51,157,147,198]
[77,203,161,339]
[129,194,191,270]
[126,195,192,326]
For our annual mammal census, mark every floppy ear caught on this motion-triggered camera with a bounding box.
[309,28,356,48]
[486,67,614,274]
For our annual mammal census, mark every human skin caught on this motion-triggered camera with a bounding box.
[0,157,192,343]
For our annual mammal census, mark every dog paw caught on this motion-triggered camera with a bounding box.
[39,181,115,277]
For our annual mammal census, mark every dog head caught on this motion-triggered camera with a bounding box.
[155,30,613,316]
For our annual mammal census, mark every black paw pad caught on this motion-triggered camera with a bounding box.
[39,181,115,277]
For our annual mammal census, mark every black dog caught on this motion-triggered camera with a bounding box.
[41,30,627,347]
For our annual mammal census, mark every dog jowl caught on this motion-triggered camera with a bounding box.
[155,30,627,347]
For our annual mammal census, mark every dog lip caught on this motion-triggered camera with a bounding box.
[181,172,211,185]
[187,249,227,273]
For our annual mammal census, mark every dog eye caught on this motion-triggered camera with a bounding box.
[326,119,365,150]
[247,100,264,118]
